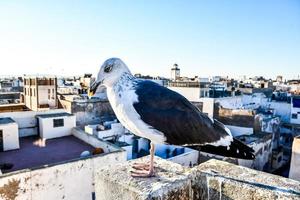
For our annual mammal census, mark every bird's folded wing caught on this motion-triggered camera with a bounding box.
[133,80,230,146]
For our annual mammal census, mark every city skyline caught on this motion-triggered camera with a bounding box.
[0,1,299,79]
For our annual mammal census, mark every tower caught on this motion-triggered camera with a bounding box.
[171,63,180,81]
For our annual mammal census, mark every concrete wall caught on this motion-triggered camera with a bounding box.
[199,98,214,118]
[118,134,134,145]
[214,106,254,127]
[72,128,121,153]
[137,138,149,152]
[0,151,126,200]
[289,136,300,181]
[95,157,300,200]
[242,93,268,107]
[0,109,66,137]
[168,87,201,102]
[59,98,114,127]
[122,145,133,160]
[97,123,125,140]
[167,148,199,167]
[0,123,19,151]
[37,85,57,108]
[38,115,76,139]
[215,96,243,109]
[265,101,291,123]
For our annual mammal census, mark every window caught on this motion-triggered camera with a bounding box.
[24,88,27,95]
[52,88,55,99]
[48,89,51,100]
[53,118,64,127]
[292,113,298,119]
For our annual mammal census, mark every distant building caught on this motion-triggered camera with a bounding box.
[0,80,13,92]
[23,76,58,111]
[58,94,115,127]
[0,92,21,105]
[170,63,180,80]
[0,117,19,152]
[79,73,95,94]
[0,77,23,93]
[287,80,300,94]
[276,75,283,83]
[236,132,273,171]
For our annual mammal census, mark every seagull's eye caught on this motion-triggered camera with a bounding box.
[104,65,113,73]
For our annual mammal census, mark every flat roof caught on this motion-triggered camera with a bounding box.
[236,132,272,144]
[0,117,15,125]
[36,112,73,119]
[0,136,95,173]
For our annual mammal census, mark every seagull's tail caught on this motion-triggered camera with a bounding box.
[189,138,255,160]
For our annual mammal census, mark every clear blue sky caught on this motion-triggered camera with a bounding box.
[0,1,299,79]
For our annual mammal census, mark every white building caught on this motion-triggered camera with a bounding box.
[85,121,125,140]
[0,117,19,151]
[23,76,58,111]
[0,111,126,200]
[37,112,76,139]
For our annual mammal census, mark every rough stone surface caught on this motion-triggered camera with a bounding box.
[95,157,300,200]
[95,156,192,200]
[193,159,300,199]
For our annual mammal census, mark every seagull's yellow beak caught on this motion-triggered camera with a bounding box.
[88,89,95,98]
[89,80,101,97]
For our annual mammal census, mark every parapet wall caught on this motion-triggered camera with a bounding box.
[214,104,254,127]
[95,157,300,200]
[0,151,126,200]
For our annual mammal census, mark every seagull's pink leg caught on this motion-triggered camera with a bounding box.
[131,142,155,177]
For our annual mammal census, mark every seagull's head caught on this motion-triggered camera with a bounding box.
[89,58,131,96]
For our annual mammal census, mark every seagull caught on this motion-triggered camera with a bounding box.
[89,58,255,177]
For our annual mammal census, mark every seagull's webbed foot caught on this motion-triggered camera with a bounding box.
[132,161,157,171]
[132,162,150,171]
[131,142,156,178]
[130,165,155,178]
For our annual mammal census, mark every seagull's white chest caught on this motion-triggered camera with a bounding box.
[106,78,166,144]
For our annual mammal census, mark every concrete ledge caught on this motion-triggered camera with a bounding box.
[95,156,192,200]
[95,157,300,200]
[193,159,300,199]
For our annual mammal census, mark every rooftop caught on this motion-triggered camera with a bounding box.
[0,117,15,125]
[36,112,73,118]
[236,132,273,144]
[0,135,95,173]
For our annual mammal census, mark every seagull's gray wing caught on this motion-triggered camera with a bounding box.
[133,80,230,146]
